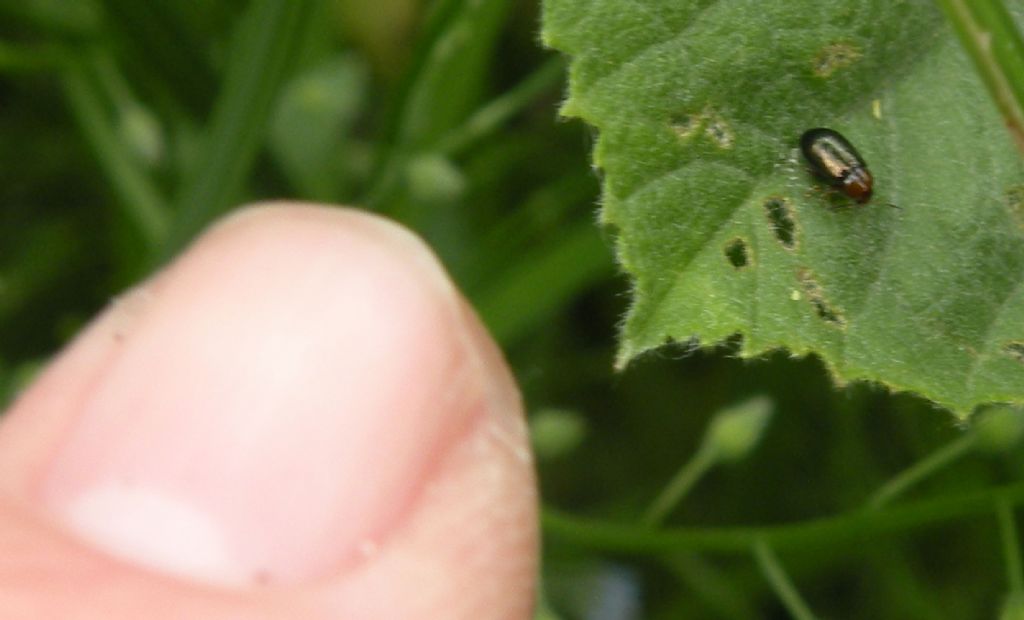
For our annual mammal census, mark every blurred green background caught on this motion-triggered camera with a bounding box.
[3,1,1024,618]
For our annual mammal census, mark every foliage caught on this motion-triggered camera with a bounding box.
[544,0,1024,417]
[5,0,1024,618]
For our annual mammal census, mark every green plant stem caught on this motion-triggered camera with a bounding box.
[464,170,597,287]
[473,222,614,346]
[865,432,978,510]
[434,57,565,157]
[643,444,718,526]
[99,0,215,115]
[935,0,1024,152]
[376,0,463,143]
[361,0,462,207]
[364,0,511,213]
[869,549,949,619]
[998,494,1024,593]
[61,54,170,246]
[90,51,137,109]
[365,57,565,210]
[542,480,1024,555]
[0,40,65,73]
[663,553,759,619]
[162,0,313,261]
[533,590,564,620]
[753,540,818,620]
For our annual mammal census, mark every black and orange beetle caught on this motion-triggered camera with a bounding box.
[799,127,873,204]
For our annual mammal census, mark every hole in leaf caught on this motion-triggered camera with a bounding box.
[813,42,863,77]
[725,238,749,268]
[670,112,701,140]
[764,197,796,249]
[797,268,845,327]
[705,117,733,149]
[670,107,734,148]
[658,335,703,360]
[1004,342,1024,364]
[667,334,742,358]
[722,333,744,353]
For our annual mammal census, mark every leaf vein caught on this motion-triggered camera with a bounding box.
[964,266,1024,396]
[636,180,759,339]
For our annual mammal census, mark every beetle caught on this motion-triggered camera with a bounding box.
[799,127,873,204]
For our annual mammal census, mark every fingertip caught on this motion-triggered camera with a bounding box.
[0,203,537,618]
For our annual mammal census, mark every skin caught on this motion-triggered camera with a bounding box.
[0,204,538,618]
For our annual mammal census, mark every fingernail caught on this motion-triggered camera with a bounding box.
[38,206,484,588]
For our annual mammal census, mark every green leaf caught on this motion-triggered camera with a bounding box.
[474,222,615,345]
[391,0,513,149]
[0,0,101,37]
[542,0,1024,417]
[98,0,217,115]
[62,53,171,246]
[1002,591,1024,620]
[364,0,513,211]
[163,0,315,260]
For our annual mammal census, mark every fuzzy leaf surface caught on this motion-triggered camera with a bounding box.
[542,0,1024,416]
